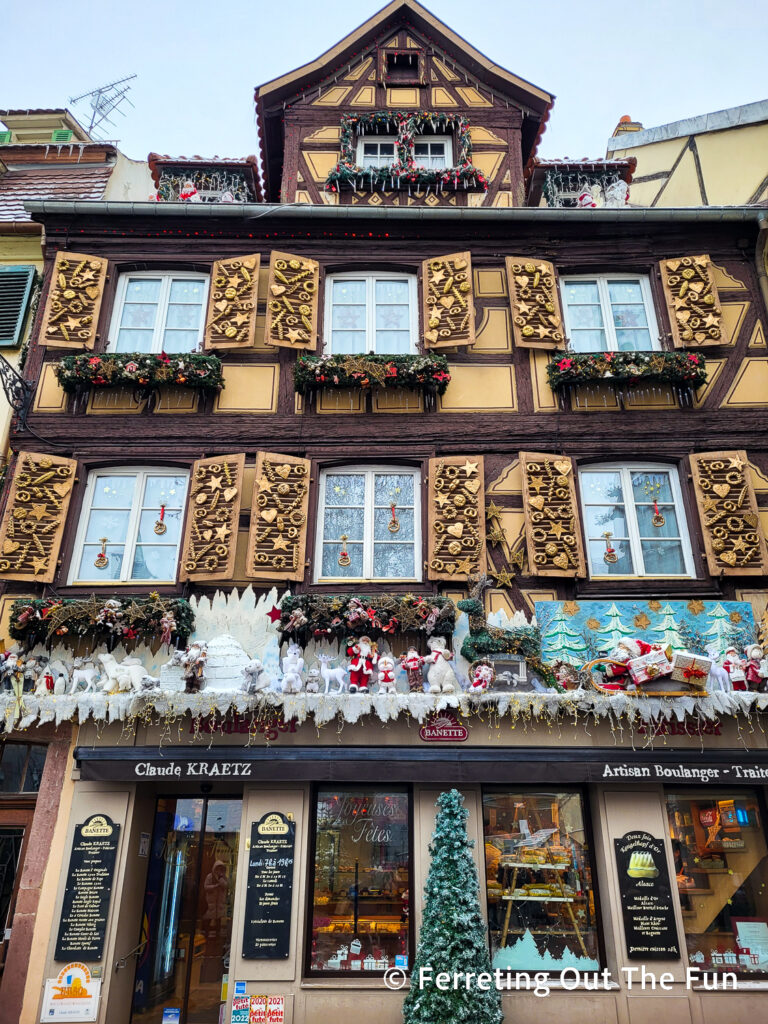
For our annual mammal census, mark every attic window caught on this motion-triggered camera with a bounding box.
[386,52,421,81]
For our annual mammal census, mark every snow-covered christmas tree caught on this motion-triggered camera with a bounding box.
[542,605,587,665]
[703,602,737,659]
[596,602,634,650]
[652,603,685,650]
[402,790,503,1024]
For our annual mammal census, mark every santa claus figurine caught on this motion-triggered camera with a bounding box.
[744,644,767,693]
[400,647,424,692]
[596,637,659,690]
[179,179,201,202]
[471,661,494,692]
[347,636,378,693]
[722,646,747,691]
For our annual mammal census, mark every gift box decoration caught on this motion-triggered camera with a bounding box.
[670,652,712,688]
[628,649,674,685]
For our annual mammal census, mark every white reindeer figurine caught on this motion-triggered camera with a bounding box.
[317,653,346,694]
[69,657,101,695]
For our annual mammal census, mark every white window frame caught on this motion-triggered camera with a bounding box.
[560,273,660,352]
[68,466,189,584]
[412,135,452,168]
[579,461,695,578]
[324,271,418,355]
[314,465,422,583]
[356,136,398,169]
[107,271,209,354]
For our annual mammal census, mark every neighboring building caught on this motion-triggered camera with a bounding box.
[0,4,768,1024]
[606,100,768,207]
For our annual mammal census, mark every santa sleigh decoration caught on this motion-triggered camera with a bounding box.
[584,638,709,697]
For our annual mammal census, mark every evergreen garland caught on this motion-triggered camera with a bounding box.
[403,789,503,1024]
[54,352,224,394]
[279,593,456,644]
[546,350,707,390]
[293,353,451,396]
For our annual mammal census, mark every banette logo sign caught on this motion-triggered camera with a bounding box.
[419,711,469,742]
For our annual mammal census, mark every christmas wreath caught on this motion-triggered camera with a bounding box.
[546,351,707,390]
[293,353,451,396]
[279,593,456,644]
[54,352,224,394]
[324,111,488,193]
[9,594,194,649]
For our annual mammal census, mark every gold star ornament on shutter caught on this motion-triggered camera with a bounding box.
[422,251,475,348]
[39,251,108,349]
[203,255,260,350]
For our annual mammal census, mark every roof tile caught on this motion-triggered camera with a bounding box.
[0,165,112,221]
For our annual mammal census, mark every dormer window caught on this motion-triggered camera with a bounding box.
[357,137,397,170]
[413,136,451,169]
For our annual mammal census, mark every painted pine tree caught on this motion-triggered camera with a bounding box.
[596,602,634,650]
[402,789,503,1024]
[703,602,737,659]
[542,605,586,665]
[652,603,685,650]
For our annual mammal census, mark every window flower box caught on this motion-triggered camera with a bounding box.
[293,353,451,398]
[546,350,707,394]
[53,352,224,395]
[9,595,193,649]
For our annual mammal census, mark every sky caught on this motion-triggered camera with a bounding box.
[2,0,767,164]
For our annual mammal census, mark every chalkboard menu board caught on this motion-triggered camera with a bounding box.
[243,812,296,959]
[55,813,120,961]
[614,830,680,960]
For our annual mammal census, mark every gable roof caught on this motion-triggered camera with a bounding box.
[0,164,113,224]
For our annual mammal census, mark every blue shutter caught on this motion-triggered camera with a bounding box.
[0,266,36,347]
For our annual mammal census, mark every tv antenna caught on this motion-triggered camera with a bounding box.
[69,74,137,139]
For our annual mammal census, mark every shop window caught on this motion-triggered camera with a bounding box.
[483,789,602,971]
[578,463,695,578]
[315,467,420,582]
[69,468,188,583]
[0,743,46,793]
[325,272,417,354]
[108,272,209,353]
[560,275,659,352]
[667,790,768,975]
[308,787,410,974]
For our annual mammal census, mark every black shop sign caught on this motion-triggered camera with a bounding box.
[614,830,680,960]
[55,813,120,961]
[242,812,296,959]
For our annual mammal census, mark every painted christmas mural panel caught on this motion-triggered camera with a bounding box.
[535,600,755,666]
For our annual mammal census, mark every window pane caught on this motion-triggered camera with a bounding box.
[332,304,366,330]
[323,507,365,541]
[569,329,607,352]
[0,745,27,792]
[615,328,652,351]
[607,280,644,305]
[580,472,623,504]
[116,328,154,353]
[583,505,628,538]
[332,280,366,304]
[84,508,131,544]
[144,475,186,508]
[640,540,687,575]
[125,278,162,302]
[363,143,378,156]
[610,303,649,330]
[667,790,768,976]
[375,330,411,354]
[375,278,410,304]
[131,545,178,580]
[79,544,125,580]
[162,329,199,353]
[169,279,205,303]
[414,143,428,157]
[325,474,365,507]
[588,538,634,575]
[374,473,414,505]
[331,331,367,354]
[374,507,414,541]
[310,788,410,973]
[93,475,137,507]
[379,143,395,157]
[563,281,599,304]
[373,543,415,578]
[120,303,159,329]
[568,304,604,329]
[165,303,203,330]
[635,504,680,538]
[136,509,182,545]
[375,305,410,330]
[321,543,364,578]
[23,745,47,792]
[483,790,601,971]
[630,471,674,503]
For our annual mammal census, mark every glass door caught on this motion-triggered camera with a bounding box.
[131,797,241,1024]
[0,813,32,979]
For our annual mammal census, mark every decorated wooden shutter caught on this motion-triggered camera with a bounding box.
[659,254,723,347]
[520,452,586,577]
[505,257,565,349]
[246,452,311,582]
[689,450,768,575]
[203,255,260,350]
[427,456,486,581]
[0,452,76,582]
[422,252,475,348]
[39,251,107,349]
[264,251,320,350]
[179,454,245,581]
